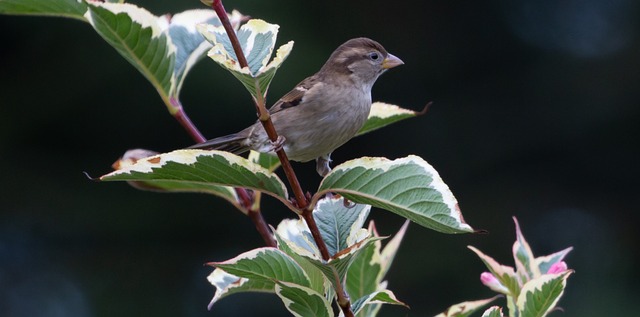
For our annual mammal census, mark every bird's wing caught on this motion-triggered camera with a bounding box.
[268,76,320,115]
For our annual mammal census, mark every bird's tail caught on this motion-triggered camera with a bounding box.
[187,133,250,155]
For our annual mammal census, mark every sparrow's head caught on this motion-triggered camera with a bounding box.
[321,37,404,86]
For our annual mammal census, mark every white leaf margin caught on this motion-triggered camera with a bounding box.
[318,155,472,233]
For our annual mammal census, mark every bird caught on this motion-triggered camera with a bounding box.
[189,37,403,176]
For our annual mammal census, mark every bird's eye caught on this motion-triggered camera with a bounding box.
[367,52,380,60]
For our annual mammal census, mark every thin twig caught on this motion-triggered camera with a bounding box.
[170,97,206,143]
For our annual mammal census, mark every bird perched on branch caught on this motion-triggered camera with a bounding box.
[189,37,403,176]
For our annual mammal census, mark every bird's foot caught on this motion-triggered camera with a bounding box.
[316,155,332,177]
[269,135,286,153]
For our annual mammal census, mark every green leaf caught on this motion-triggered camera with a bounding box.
[275,228,327,295]
[534,247,573,275]
[84,2,245,112]
[206,268,275,309]
[345,233,381,307]
[276,218,322,259]
[0,0,88,21]
[356,102,426,137]
[481,306,505,317]
[249,150,281,171]
[517,271,573,317]
[512,217,541,281]
[275,281,334,317]
[109,148,243,211]
[347,220,410,317]
[100,149,290,206]
[85,2,176,102]
[313,197,371,257]
[210,247,311,288]
[434,296,501,317]
[316,155,473,234]
[306,236,381,296]
[468,246,521,297]
[351,290,407,316]
[197,19,294,100]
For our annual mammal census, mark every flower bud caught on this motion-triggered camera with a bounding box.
[547,261,568,274]
[480,272,510,294]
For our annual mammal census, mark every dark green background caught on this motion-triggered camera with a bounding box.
[1,0,638,316]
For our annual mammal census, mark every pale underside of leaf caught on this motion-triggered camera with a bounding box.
[313,197,371,257]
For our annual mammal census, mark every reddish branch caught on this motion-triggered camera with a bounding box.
[209,2,352,315]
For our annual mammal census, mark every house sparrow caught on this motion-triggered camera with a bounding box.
[190,37,403,176]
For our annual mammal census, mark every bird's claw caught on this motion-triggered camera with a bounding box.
[269,135,286,153]
[316,156,332,177]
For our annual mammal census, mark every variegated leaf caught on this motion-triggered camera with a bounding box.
[512,217,541,281]
[435,296,501,317]
[169,9,244,97]
[313,197,371,257]
[535,247,573,275]
[346,229,382,306]
[85,2,176,101]
[517,271,573,317]
[100,149,290,206]
[249,150,281,171]
[208,247,311,288]
[275,281,333,317]
[481,306,505,317]
[317,156,473,234]
[0,0,88,20]
[84,2,245,113]
[468,246,521,298]
[206,268,274,310]
[109,148,242,210]
[356,102,427,137]
[197,19,294,99]
[275,229,327,295]
[351,290,407,316]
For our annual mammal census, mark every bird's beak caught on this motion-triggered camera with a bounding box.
[382,53,404,69]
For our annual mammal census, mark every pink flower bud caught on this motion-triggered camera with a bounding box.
[547,261,568,274]
[480,272,509,294]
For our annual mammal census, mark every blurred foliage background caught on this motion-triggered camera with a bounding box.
[1,0,638,316]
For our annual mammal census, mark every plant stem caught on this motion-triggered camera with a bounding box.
[247,206,278,247]
[211,3,352,315]
[209,0,330,258]
[169,95,275,248]
[331,268,355,317]
[210,0,248,68]
[170,97,206,143]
